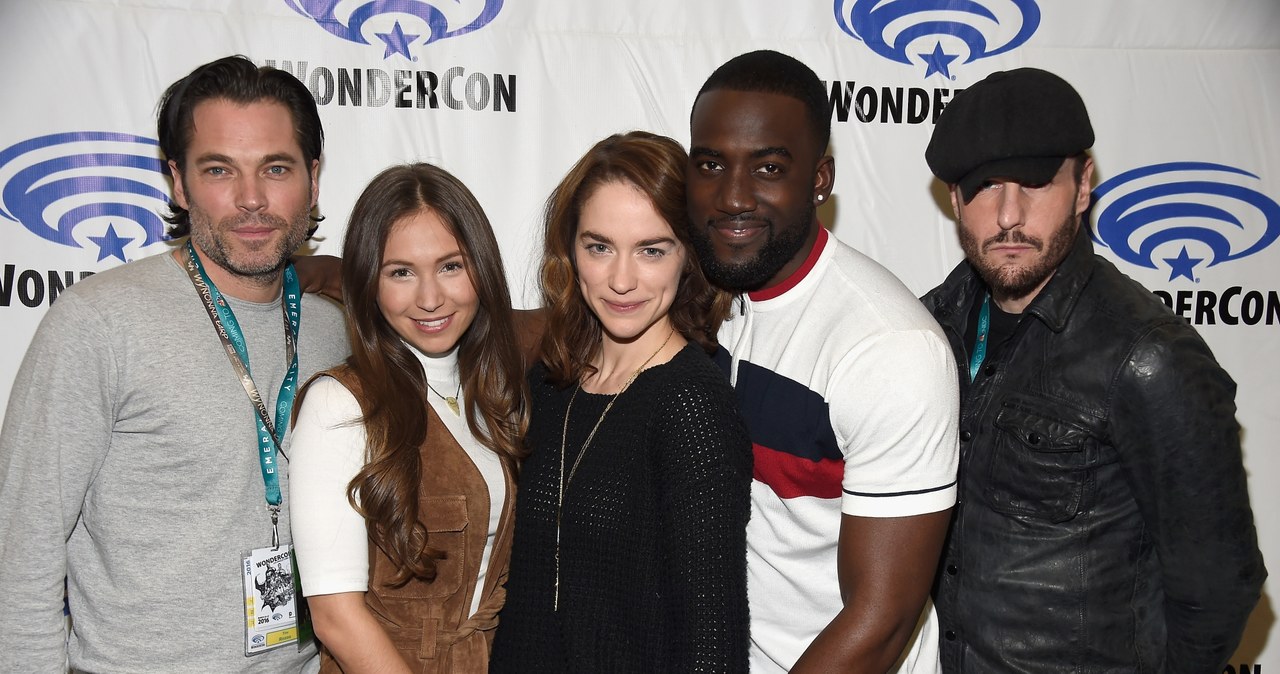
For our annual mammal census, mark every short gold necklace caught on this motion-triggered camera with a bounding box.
[554,328,674,610]
[426,380,461,416]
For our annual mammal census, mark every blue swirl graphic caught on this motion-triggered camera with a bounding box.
[1091,162,1280,274]
[285,0,502,57]
[0,132,170,253]
[835,0,1039,74]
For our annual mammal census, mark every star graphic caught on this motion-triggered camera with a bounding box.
[375,21,419,61]
[1163,245,1204,282]
[88,223,134,263]
[920,41,959,79]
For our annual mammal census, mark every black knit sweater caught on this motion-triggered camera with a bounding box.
[491,343,752,673]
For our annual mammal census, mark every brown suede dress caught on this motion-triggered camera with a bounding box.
[315,367,516,674]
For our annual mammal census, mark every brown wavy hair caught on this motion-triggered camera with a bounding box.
[540,131,732,386]
[321,163,527,584]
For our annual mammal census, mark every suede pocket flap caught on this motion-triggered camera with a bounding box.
[423,495,469,533]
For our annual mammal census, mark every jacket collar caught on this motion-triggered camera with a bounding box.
[1024,227,1097,332]
[933,226,1098,334]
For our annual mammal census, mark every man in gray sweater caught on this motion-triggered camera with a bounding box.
[0,56,349,672]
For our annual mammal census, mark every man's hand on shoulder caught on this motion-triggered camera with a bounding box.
[513,308,548,368]
[293,254,344,303]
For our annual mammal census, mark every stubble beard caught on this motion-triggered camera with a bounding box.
[188,207,312,285]
[689,205,815,293]
[960,211,1079,301]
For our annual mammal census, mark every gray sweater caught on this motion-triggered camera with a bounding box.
[0,251,349,673]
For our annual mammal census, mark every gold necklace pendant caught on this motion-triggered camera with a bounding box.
[553,328,675,610]
[426,380,462,416]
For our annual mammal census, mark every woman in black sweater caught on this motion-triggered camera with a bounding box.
[490,131,752,673]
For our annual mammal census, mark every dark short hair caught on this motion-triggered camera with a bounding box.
[692,50,831,153]
[156,55,324,237]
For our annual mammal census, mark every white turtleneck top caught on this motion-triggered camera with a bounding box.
[289,344,506,616]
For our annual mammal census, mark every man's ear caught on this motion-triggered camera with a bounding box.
[1074,157,1095,217]
[948,184,962,221]
[169,159,188,209]
[813,155,835,204]
[308,158,320,210]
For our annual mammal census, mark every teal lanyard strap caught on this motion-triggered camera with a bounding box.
[182,242,301,515]
[968,294,990,382]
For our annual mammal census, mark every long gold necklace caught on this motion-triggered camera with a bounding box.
[554,328,674,610]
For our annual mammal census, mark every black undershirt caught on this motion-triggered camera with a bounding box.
[965,292,1023,367]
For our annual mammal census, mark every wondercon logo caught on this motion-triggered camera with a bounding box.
[834,0,1040,80]
[0,132,170,263]
[284,0,502,61]
[1090,162,1280,282]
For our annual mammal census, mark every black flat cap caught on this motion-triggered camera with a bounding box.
[926,68,1094,202]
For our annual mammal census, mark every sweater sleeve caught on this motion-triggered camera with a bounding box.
[289,376,372,596]
[0,292,116,672]
[653,366,753,673]
[1110,321,1266,673]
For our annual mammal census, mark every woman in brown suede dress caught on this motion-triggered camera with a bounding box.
[289,163,528,673]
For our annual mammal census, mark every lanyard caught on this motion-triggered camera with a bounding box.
[182,242,301,542]
[968,294,990,382]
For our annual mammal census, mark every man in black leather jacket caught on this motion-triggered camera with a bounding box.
[921,67,1266,673]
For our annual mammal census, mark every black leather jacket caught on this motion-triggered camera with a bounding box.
[922,231,1265,673]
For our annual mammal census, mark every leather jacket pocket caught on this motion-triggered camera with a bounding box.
[986,402,1095,523]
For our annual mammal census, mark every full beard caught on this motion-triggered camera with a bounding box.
[689,206,814,293]
[960,212,1079,301]
[189,209,311,282]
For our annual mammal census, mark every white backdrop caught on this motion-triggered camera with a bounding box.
[1,1,1276,670]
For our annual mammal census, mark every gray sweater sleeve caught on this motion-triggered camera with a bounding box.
[0,291,116,672]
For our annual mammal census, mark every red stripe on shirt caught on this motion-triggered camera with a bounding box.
[748,227,829,302]
[753,441,844,499]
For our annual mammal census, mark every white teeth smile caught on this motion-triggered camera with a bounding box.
[416,318,448,328]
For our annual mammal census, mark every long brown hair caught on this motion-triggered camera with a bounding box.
[540,131,732,386]
[334,163,527,584]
